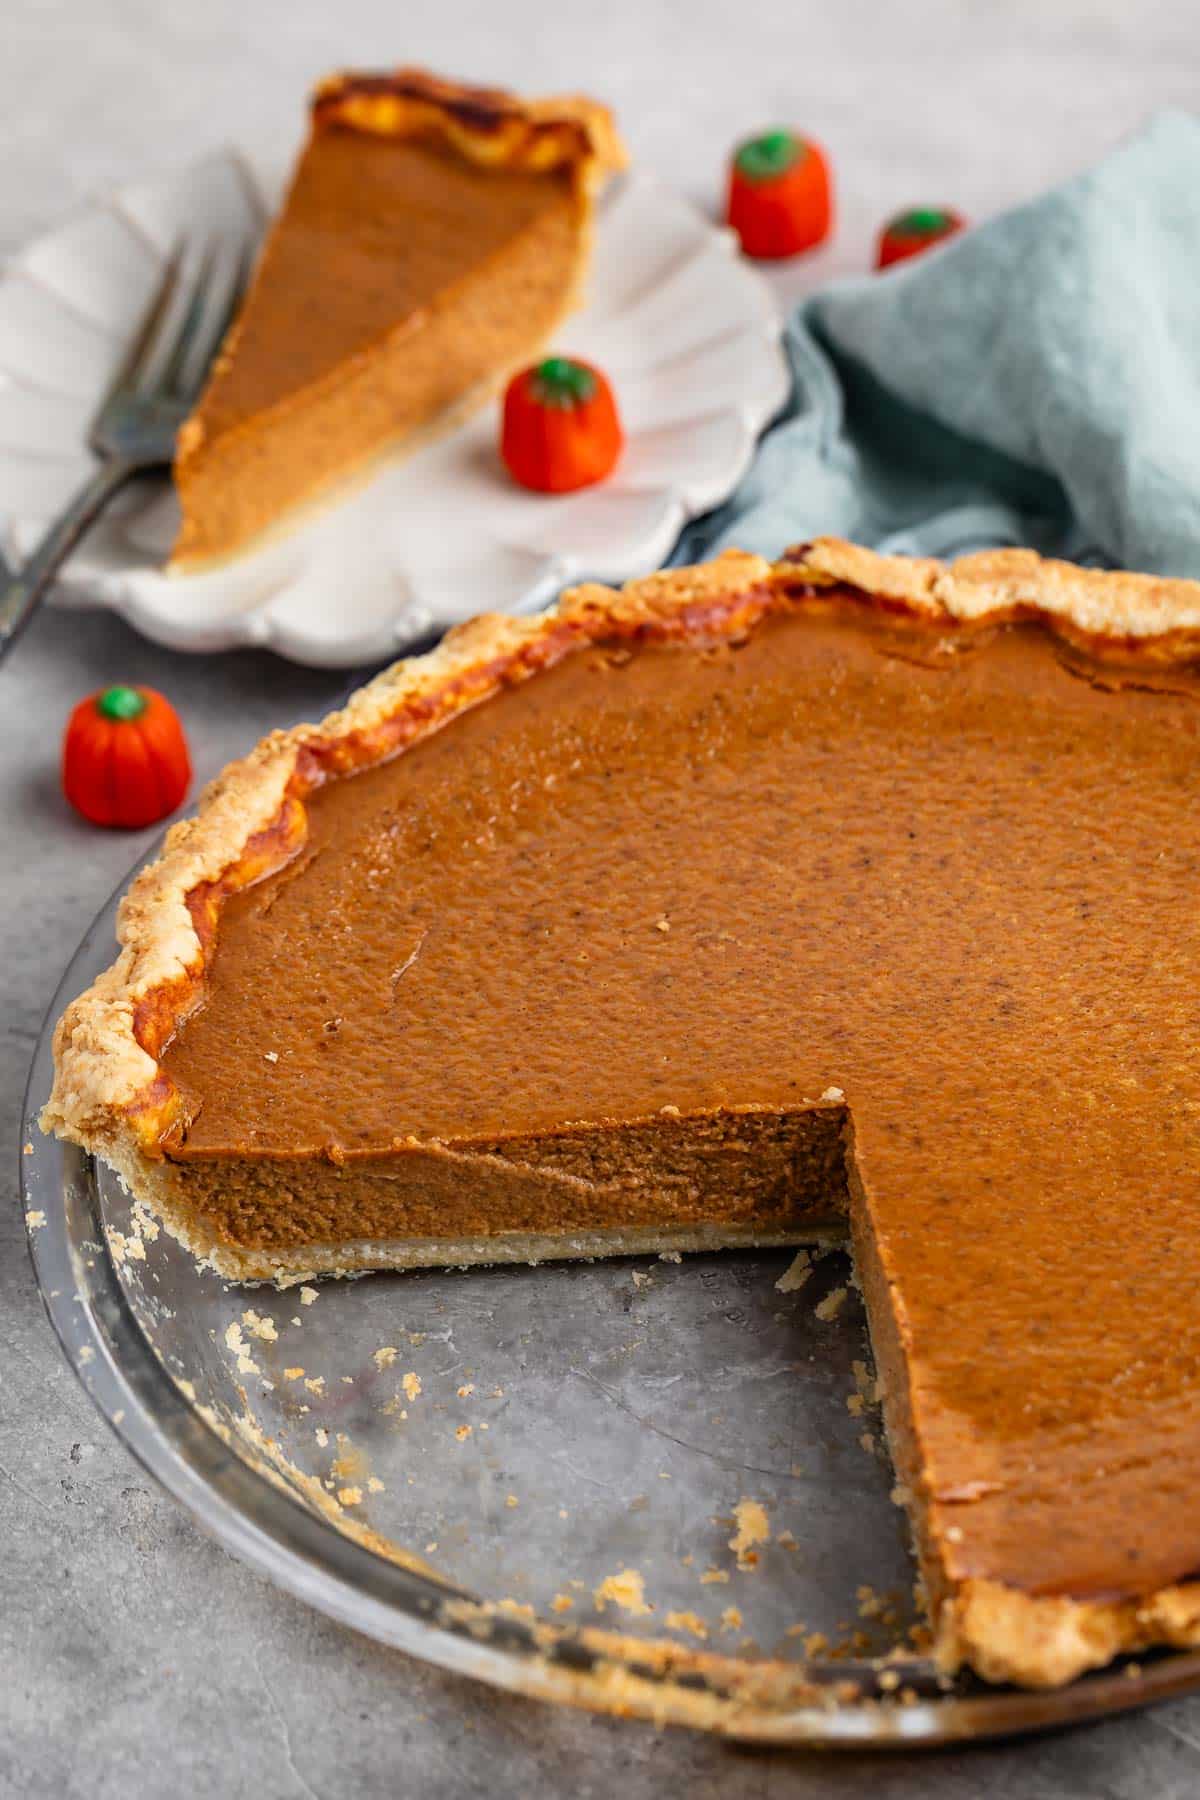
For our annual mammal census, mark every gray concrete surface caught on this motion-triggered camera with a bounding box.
[5,3,1200,1794]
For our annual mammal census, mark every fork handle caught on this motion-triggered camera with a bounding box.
[0,458,138,665]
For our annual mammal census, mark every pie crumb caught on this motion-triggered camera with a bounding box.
[775,1250,811,1293]
[315,1428,329,1447]
[299,1286,319,1306]
[729,1497,770,1569]
[374,1346,399,1369]
[720,1606,743,1633]
[506,1494,519,1509]
[304,1376,325,1396]
[24,1210,46,1230]
[241,1308,278,1342]
[223,1321,260,1377]
[455,1424,472,1442]
[856,1584,884,1619]
[814,1285,848,1321]
[700,1568,729,1585]
[665,1610,708,1641]
[402,1372,422,1401]
[551,1594,574,1614]
[367,1476,384,1493]
[594,1568,653,1616]
[283,1367,304,1381]
[337,1486,363,1507]
[457,1383,475,1398]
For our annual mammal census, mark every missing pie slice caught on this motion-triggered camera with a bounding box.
[170,68,626,570]
[44,540,1200,1689]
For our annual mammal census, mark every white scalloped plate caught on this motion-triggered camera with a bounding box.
[0,151,789,667]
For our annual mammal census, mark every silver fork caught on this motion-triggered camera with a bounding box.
[0,233,252,664]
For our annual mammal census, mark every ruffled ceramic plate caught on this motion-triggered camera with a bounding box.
[0,151,789,667]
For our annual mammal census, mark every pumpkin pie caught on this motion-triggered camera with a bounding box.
[170,68,626,570]
[44,540,1200,1690]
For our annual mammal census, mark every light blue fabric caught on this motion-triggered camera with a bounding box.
[677,110,1200,574]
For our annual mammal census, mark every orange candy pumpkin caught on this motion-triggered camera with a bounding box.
[877,207,966,269]
[501,356,623,493]
[62,685,192,829]
[726,129,833,260]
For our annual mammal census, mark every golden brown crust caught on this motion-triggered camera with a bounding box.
[936,1577,1200,1689]
[311,66,627,190]
[786,537,1200,657]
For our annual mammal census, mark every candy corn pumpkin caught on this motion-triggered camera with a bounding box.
[501,356,623,493]
[62,685,191,828]
[877,207,966,269]
[726,129,833,260]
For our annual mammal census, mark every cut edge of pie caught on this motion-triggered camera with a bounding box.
[42,537,1200,1691]
[169,66,627,572]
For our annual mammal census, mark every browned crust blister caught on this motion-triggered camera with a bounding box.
[311,66,627,190]
[40,537,1200,1692]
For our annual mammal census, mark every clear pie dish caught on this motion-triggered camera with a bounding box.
[22,852,1200,1749]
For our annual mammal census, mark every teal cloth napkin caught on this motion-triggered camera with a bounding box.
[677,110,1200,574]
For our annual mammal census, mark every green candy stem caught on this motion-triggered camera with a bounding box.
[891,207,954,238]
[96,684,147,723]
[532,356,597,409]
[735,129,804,183]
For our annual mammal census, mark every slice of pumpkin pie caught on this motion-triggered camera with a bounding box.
[170,67,625,569]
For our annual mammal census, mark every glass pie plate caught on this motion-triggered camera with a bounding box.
[22,853,1200,1750]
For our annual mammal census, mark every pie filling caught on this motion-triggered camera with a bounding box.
[150,598,1200,1644]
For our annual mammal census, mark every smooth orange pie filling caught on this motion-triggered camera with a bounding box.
[45,539,1200,1688]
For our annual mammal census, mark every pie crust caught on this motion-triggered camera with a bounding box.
[42,538,1200,1689]
[310,66,627,189]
